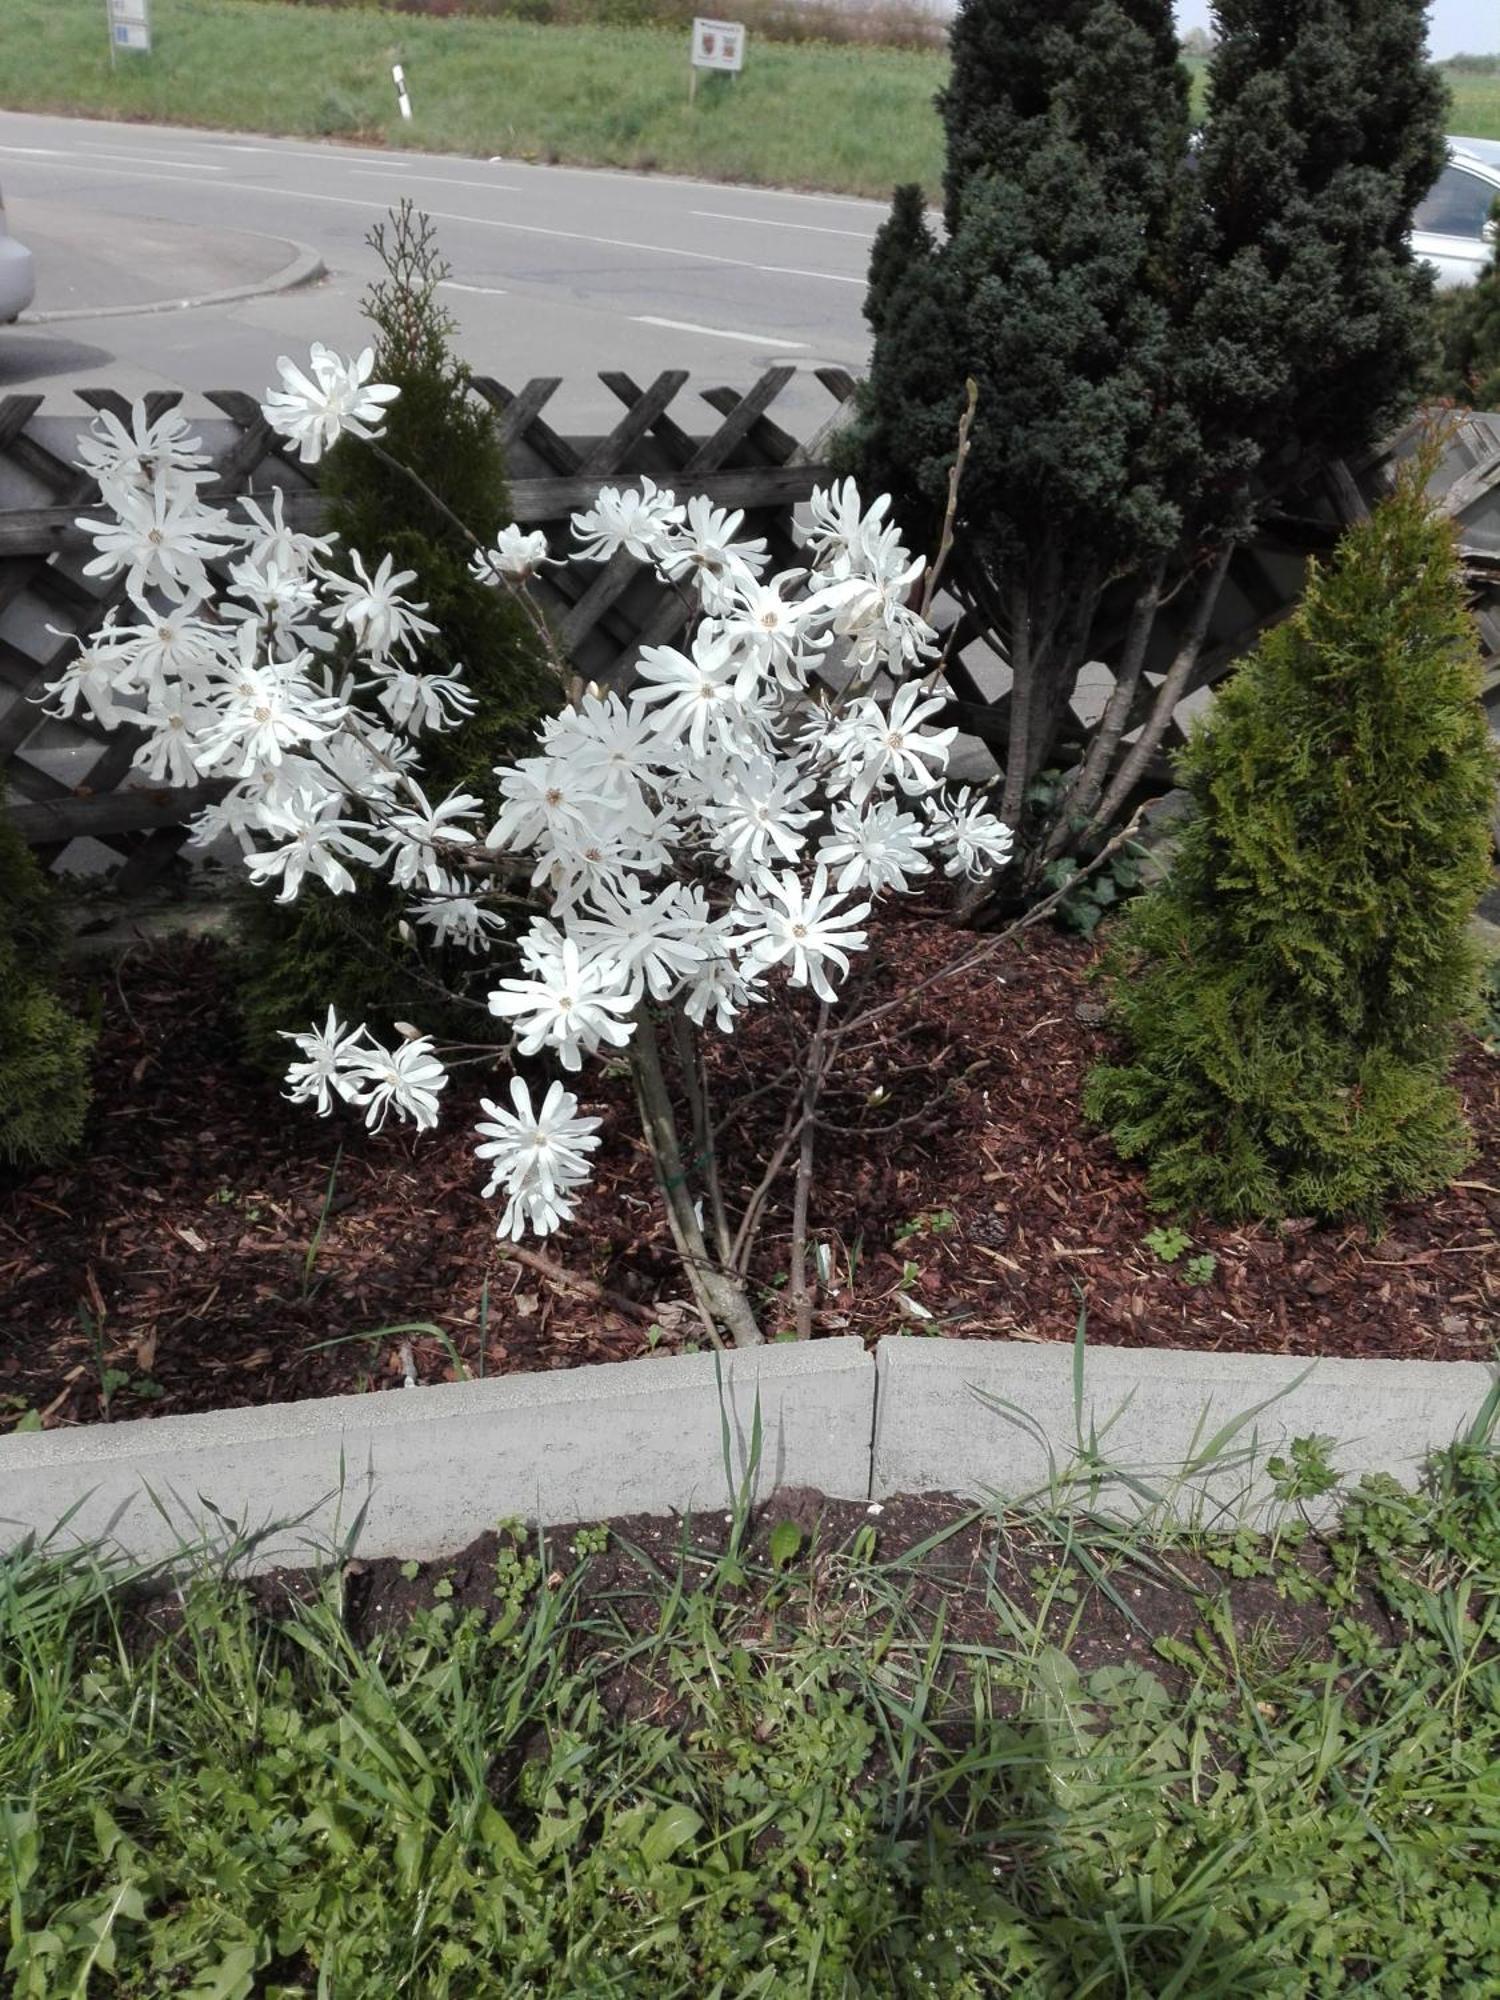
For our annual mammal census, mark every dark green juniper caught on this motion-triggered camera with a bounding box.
[0,810,93,1168]
[1085,457,1497,1223]
[236,203,552,1067]
[854,0,1447,888]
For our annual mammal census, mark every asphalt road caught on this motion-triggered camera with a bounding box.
[0,108,884,435]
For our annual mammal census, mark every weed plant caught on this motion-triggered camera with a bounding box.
[3,1396,1497,1995]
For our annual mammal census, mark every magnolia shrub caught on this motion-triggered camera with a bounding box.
[54,348,1012,1341]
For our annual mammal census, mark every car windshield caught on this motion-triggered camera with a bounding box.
[1414,164,1499,238]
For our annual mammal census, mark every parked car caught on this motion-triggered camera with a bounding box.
[1411,139,1500,289]
[0,180,36,323]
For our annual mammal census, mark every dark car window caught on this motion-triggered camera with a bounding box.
[1414,165,1498,238]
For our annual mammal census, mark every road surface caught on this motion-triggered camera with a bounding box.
[0,108,885,433]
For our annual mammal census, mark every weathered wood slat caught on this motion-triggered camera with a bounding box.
[0,464,830,559]
[579,370,690,476]
[7,785,226,842]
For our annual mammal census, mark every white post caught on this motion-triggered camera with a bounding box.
[392,64,413,121]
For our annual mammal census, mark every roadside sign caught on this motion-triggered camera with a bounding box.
[106,0,151,57]
[691,19,746,74]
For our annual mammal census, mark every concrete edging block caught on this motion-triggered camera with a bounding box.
[871,1337,1496,1523]
[0,1338,875,1572]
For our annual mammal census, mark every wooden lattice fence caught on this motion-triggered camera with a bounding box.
[0,366,856,887]
[2,372,1498,891]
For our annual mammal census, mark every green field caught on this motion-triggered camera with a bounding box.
[3,2,1496,200]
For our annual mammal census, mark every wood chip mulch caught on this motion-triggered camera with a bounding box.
[2,911,1495,1434]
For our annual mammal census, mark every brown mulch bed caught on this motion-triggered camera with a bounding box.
[2,911,1496,1434]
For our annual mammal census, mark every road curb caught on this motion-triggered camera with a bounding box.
[1,1332,1493,1570]
[871,1337,1497,1526]
[18,239,326,326]
[0,1338,875,1571]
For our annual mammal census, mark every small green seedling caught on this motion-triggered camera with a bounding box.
[1268,1435,1340,1508]
[769,1520,804,1573]
[894,1209,958,1245]
[1183,1253,1218,1286]
[1143,1225,1192,1264]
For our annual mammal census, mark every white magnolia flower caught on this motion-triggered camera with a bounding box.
[372,662,478,735]
[633,626,761,756]
[722,570,824,688]
[410,893,507,952]
[475,1076,602,1240]
[925,787,1015,880]
[78,481,233,602]
[236,487,338,576]
[571,877,710,1003]
[384,786,484,893]
[282,1006,367,1116]
[657,496,769,612]
[342,1033,448,1133]
[487,754,607,855]
[38,633,134,727]
[702,753,818,877]
[733,865,870,1004]
[817,797,933,896]
[244,793,382,902]
[488,936,636,1071]
[571,477,684,564]
[804,479,894,580]
[820,680,957,805]
[196,657,347,777]
[133,683,210,788]
[470,525,554,584]
[77,406,213,496]
[261,343,400,464]
[322,551,437,663]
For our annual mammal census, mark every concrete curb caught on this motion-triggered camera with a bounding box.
[19,240,326,325]
[2,1334,1492,1570]
[871,1338,1497,1525]
[0,1338,874,1571]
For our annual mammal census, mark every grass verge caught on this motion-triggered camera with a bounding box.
[1,0,944,198]
[3,1405,1497,1995]
[3,5,1497,202]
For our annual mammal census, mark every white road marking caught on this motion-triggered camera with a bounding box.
[439,280,509,296]
[78,146,225,171]
[0,154,867,285]
[691,208,869,240]
[635,315,806,349]
[352,168,523,194]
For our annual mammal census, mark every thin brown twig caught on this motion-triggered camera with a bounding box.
[500,1244,658,1323]
[831,805,1154,1048]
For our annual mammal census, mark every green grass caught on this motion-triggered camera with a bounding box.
[3,1407,1497,1996]
[4,3,1496,201]
[1,0,945,198]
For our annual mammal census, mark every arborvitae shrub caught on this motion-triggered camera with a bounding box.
[0,813,93,1168]
[1084,459,1498,1225]
[236,204,552,1068]
[1427,227,1500,411]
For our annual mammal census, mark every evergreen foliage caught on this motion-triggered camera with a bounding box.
[236,204,552,1067]
[855,0,1448,880]
[1427,226,1500,411]
[1084,462,1498,1224]
[0,813,93,1169]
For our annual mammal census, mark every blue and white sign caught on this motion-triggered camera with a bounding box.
[107,0,152,55]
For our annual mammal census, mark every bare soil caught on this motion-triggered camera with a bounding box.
[2,912,1495,1435]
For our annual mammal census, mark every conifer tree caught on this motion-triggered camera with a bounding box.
[1084,461,1497,1223]
[236,205,552,1065]
[0,812,93,1168]
[855,0,1448,887]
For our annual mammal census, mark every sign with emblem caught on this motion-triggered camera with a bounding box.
[691,18,746,74]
